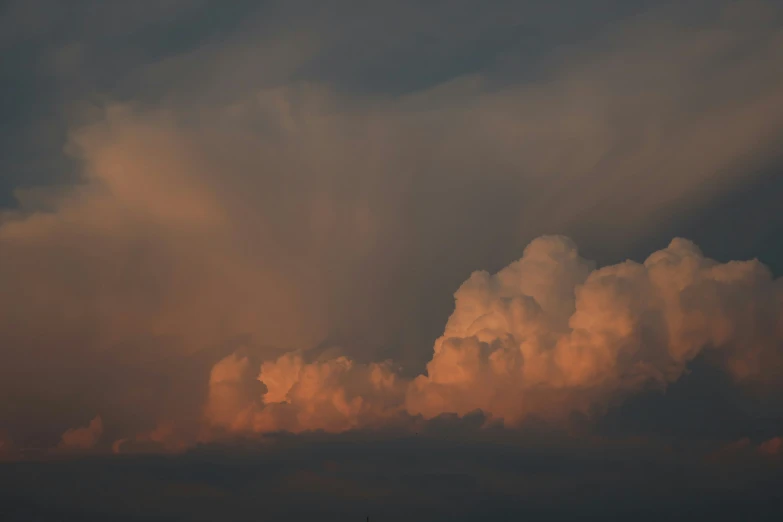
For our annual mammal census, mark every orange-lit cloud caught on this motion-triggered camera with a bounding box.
[199,236,783,437]
[1,0,783,454]
[59,416,103,450]
[203,351,405,435]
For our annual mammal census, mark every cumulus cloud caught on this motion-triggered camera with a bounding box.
[200,236,783,437]
[758,436,783,457]
[111,421,188,455]
[59,415,103,450]
[0,432,14,461]
[204,351,404,435]
[408,236,783,423]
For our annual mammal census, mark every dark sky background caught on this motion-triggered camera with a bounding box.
[1,1,783,520]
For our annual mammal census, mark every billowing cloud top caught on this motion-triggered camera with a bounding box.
[199,235,783,439]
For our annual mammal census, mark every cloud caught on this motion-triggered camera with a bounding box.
[59,415,103,450]
[1,0,783,452]
[204,351,405,435]
[199,236,783,438]
[407,236,783,424]
[0,106,337,446]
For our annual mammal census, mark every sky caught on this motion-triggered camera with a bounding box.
[1,0,783,520]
